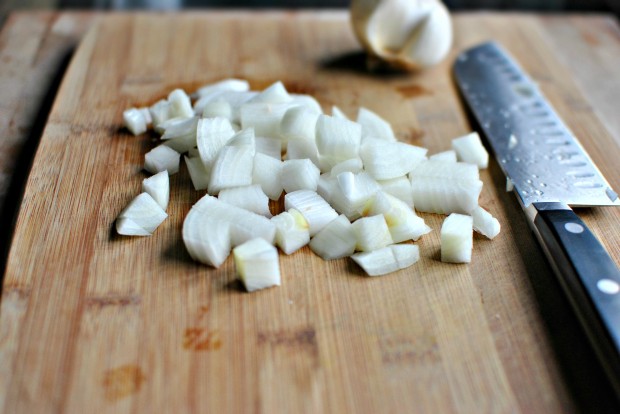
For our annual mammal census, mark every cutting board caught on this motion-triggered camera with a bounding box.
[1,12,619,413]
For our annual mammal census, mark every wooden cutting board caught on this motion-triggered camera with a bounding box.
[1,11,619,413]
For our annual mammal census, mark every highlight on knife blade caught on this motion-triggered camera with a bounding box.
[453,42,620,207]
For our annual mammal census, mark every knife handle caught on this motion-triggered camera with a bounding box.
[533,203,620,390]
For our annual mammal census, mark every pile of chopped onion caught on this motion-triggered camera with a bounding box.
[119,79,500,291]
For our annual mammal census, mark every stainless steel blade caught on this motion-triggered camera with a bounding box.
[453,42,619,208]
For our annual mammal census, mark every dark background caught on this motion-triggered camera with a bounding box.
[56,0,618,13]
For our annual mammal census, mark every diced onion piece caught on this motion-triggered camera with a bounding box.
[192,195,275,247]
[364,191,431,242]
[315,115,362,171]
[202,100,233,120]
[271,209,310,254]
[330,158,363,177]
[227,128,255,147]
[115,218,151,236]
[351,214,393,252]
[183,207,231,268]
[184,156,210,191]
[280,106,320,144]
[286,139,319,167]
[281,159,320,193]
[360,139,427,180]
[357,107,396,142]
[285,190,338,236]
[248,81,292,105]
[218,185,272,218]
[390,244,420,269]
[194,90,257,119]
[430,149,457,163]
[123,108,148,135]
[331,105,349,120]
[409,159,479,181]
[167,89,194,119]
[240,102,293,140]
[255,136,281,159]
[196,117,236,168]
[252,153,283,200]
[506,177,514,192]
[441,213,473,263]
[161,116,198,140]
[472,206,501,239]
[194,79,250,99]
[351,244,419,276]
[139,108,152,126]
[309,215,356,260]
[411,177,482,215]
[452,132,489,169]
[290,94,323,115]
[149,99,172,128]
[351,246,398,276]
[234,238,281,292]
[208,130,255,195]
[208,145,254,194]
[378,176,413,207]
[164,133,197,154]
[144,145,180,175]
[154,116,187,135]
[117,192,167,236]
[142,171,169,210]
[317,173,337,204]
[330,171,380,220]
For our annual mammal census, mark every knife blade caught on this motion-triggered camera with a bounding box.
[453,41,620,392]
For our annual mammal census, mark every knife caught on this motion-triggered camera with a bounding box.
[453,42,620,392]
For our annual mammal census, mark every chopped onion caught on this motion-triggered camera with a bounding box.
[315,114,362,171]
[284,190,338,236]
[184,155,210,191]
[309,214,356,260]
[192,194,275,247]
[441,213,473,263]
[351,214,393,252]
[208,129,255,195]
[144,145,180,175]
[123,108,148,135]
[271,209,310,255]
[357,107,396,142]
[411,177,482,215]
[281,159,320,192]
[330,171,380,220]
[360,139,427,180]
[377,176,413,207]
[364,191,431,242]
[472,206,501,239]
[234,238,281,292]
[452,132,489,169]
[351,244,419,276]
[196,117,236,168]
[121,77,503,290]
[429,149,457,163]
[142,171,169,210]
[117,192,167,236]
[218,184,272,218]
[252,153,283,200]
[255,136,282,159]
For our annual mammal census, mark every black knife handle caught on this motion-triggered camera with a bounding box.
[533,203,620,392]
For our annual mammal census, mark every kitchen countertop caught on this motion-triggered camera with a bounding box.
[0,11,619,413]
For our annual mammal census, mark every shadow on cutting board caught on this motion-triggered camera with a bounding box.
[0,48,76,293]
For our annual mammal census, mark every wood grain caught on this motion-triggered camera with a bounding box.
[1,11,619,413]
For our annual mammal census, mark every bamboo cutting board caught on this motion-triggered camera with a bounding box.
[1,11,620,413]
